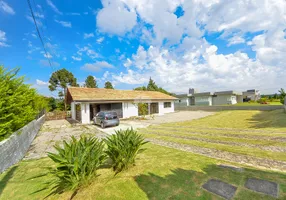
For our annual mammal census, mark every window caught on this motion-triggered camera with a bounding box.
[164,102,171,108]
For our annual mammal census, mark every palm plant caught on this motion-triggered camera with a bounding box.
[47,136,106,193]
[104,128,148,174]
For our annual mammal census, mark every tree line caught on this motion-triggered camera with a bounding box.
[48,69,174,112]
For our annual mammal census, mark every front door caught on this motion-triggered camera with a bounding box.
[150,103,159,114]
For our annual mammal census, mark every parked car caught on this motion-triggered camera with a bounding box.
[93,111,120,128]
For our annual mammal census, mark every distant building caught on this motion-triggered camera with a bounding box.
[175,88,260,106]
[242,89,261,101]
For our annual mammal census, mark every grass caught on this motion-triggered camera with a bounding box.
[167,109,286,130]
[1,109,286,199]
[226,102,282,106]
[1,144,286,200]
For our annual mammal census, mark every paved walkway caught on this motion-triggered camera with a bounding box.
[24,120,106,160]
[24,111,213,159]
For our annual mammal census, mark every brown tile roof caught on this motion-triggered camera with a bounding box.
[67,87,177,102]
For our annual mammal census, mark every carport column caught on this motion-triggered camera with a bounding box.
[71,102,76,120]
[81,102,90,124]
[148,103,150,115]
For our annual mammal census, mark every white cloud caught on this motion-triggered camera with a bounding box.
[123,58,132,67]
[36,79,49,86]
[96,0,137,35]
[0,30,9,47]
[112,69,148,85]
[81,61,114,72]
[227,35,246,46]
[44,52,52,58]
[111,40,286,93]
[96,37,104,44]
[71,56,82,61]
[55,19,72,28]
[26,15,43,27]
[75,45,99,60]
[46,0,62,15]
[63,57,67,61]
[34,12,44,19]
[0,1,15,15]
[84,33,94,39]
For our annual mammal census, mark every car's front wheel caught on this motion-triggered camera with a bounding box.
[101,122,105,129]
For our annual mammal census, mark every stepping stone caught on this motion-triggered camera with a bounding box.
[245,178,279,198]
[202,179,237,200]
[218,164,244,172]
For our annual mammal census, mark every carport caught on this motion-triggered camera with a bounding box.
[90,103,123,120]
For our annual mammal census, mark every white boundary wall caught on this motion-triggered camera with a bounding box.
[0,115,45,173]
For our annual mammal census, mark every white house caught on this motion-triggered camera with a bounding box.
[176,89,245,106]
[66,87,177,124]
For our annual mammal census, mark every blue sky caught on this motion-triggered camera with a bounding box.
[0,0,285,96]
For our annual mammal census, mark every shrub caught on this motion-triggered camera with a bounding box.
[257,98,267,104]
[104,128,148,174]
[0,66,48,140]
[138,103,148,116]
[48,136,106,192]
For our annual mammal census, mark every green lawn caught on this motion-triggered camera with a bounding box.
[1,144,286,200]
[1,109,286,199]
[226,102,282,106]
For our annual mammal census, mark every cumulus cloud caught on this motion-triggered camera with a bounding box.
[84,33,94,39]
[55,19,72,28]
[46,0,62,15]
[75,45,99,60]
[0,30,9,47]
[36,79,49,86]
[0,1,15,15]
[96,37,104,44]
[71,56,82,61]
[81,61,114,72]
[94,0,286,93]
[96,0,137,35]
[111,41,286,93]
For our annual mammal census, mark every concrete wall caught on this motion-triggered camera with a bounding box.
[174,97,189,107]
[81,102,90,124]
[212,94,237,105]
[175,105,284,111]
[0,115,45,173]
[159,101,175,115]
[195,96,212,106]
[123,102,138,118]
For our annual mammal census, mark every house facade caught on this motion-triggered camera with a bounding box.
[242,89,261,101]
[66,87,177,124]
[175,88,258,106]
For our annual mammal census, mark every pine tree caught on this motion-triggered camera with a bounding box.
[147,77,159,91]
[104,81,114,89]
[85,75,98,88]
[49,69,78,111]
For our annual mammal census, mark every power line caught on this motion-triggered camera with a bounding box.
[27,0,53,68]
